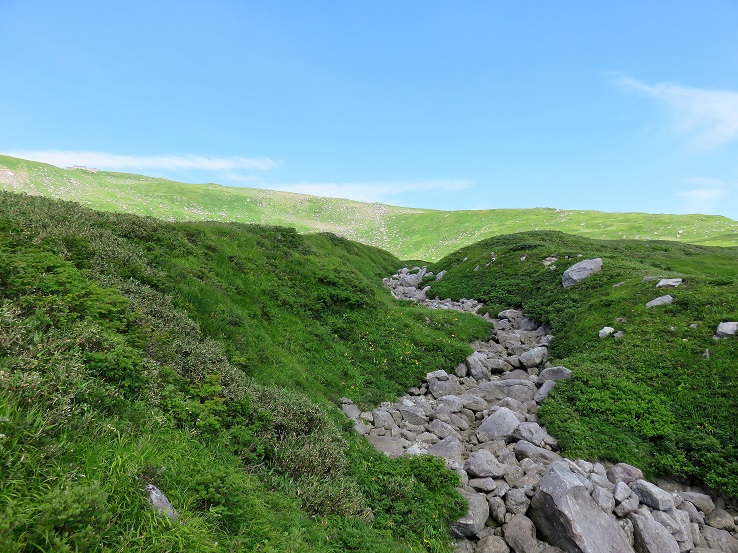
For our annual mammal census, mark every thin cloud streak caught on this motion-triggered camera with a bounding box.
[4,150,278,171]
[676,177,729,214]
[269,180,473,203]
[617,76,738,148]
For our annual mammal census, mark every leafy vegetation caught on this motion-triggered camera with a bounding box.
[0,191,488,552]
[428,231,738,494]
[3,154,738,261]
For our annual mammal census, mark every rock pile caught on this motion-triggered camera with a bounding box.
[382,267,488,315]
[348,267,738,553]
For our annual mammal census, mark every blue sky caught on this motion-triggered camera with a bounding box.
[2,1,738,219]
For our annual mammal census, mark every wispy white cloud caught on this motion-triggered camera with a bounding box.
[269,180,473,203]
[616,75,738,148]
[3,149,277,171]
[676,177,730,214]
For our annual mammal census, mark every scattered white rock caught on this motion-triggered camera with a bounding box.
[657,278,683,288]
[716,322,738,338]
[145,484,179,521]
[599,326,615,338]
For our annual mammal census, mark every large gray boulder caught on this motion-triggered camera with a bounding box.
[426,436,463,461]
[464,448,507,478]
[538,366,573,384]
[477,407,521,443]
[698,525,738,553]
[629,506,679,553]
[716,322,738,338]
[530,462,635,553]
[503,514,539,553]
[562,258,603,288]
[629,480,674,512]
[519,346,548,368]
[449,489,489,538]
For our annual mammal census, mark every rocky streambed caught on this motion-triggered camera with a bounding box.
[340,266,738,553]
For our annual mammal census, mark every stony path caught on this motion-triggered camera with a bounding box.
[341,267,738,553]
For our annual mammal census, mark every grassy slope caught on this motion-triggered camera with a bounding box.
[427,231,738,495]
[0,191,490,552]
[3,154,738,261]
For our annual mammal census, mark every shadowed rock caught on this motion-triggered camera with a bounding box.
[530,462,635,553]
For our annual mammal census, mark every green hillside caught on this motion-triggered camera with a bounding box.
[2,188,738,551]
[3,154,738,260]
[0,191,490,552]
[427,232,738,495]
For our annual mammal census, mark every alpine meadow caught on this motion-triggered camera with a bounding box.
[1,157,737,552]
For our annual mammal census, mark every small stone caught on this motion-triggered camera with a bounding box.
[505,488,531,516]
[427,436,463,460]
[488,496,507,524]
[518,346,548,368]
[599,326,616,338]
[146,484,179,521]
[614,494,640,517]
[468,477,498,492]
[427,369,449,381]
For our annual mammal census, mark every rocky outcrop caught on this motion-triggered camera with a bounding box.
[362,267,738,553]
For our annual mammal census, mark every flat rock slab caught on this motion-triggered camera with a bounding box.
[656,278,683,288]
[368,435,405,458]
[562,258,602,288]
[646,295,673,308]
